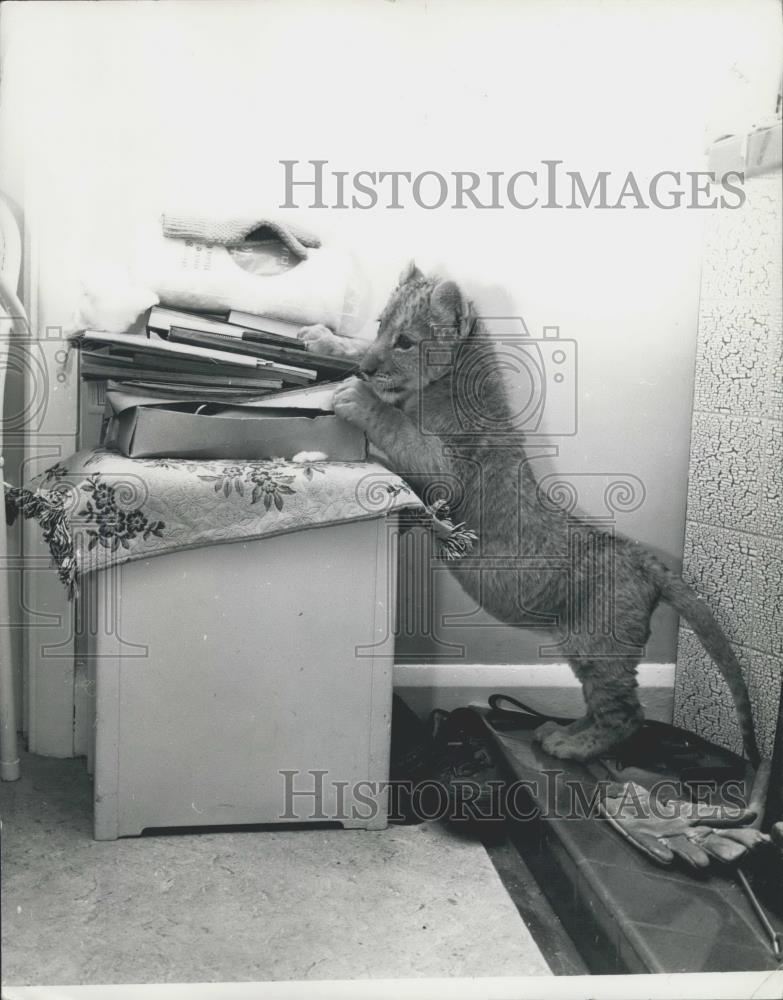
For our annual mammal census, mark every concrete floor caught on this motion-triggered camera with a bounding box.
[0,753,550,986]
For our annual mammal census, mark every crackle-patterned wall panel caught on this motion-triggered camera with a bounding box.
[674,168,783,757]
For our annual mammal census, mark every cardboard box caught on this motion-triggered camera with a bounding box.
[103,389,367,461]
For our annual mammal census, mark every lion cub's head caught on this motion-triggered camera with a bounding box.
[359,262,472,402]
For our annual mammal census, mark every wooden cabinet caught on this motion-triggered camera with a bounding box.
[82,516,397,839]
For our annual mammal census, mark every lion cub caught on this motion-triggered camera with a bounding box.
[299,264,759,764]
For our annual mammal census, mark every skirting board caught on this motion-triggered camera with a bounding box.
[392,662,675,723]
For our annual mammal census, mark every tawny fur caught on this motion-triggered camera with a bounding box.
[302,264,760,764]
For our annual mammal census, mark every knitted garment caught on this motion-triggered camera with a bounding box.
[161,215,321,258]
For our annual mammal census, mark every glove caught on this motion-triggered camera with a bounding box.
[598,781,770,870]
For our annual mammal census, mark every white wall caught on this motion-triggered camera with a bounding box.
[2,0,781,672]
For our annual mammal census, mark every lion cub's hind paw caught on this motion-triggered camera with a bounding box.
[532,720,563,743]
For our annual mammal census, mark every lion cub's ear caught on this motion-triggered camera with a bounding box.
[398,260,424,286]
[430,279,468,339]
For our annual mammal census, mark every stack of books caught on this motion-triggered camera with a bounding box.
[76,306,358,404]
[74,305,366,461]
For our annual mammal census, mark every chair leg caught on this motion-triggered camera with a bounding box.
[0,264,28,781]
[0,497,20,781]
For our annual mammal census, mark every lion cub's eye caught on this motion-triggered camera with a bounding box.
[396,334,414,351]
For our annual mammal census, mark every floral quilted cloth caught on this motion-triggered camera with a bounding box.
[6,448,425,597]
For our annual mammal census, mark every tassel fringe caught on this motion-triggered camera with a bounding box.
[3,485,475,601]
[408,499,478,560]
[4,484,78,599]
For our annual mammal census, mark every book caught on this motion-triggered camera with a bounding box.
[80,355,284,391]
[147,306,307,353]
[82,329,261,367]
[148,306,309,349]
[227,310,304,341]
[148,307,248,338]
[166,327,357,378]
[166,328,318,381]
[79,330,314,385]
[108,380,277,403]
[79,344,285,387]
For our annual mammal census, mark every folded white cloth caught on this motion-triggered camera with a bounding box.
[144,213,369,336]
[69,262,159,336]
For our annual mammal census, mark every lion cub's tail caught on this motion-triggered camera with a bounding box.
[644,556,760,766]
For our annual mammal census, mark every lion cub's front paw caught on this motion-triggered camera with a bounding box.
[332,376,379,429]
[298,324,346,357]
